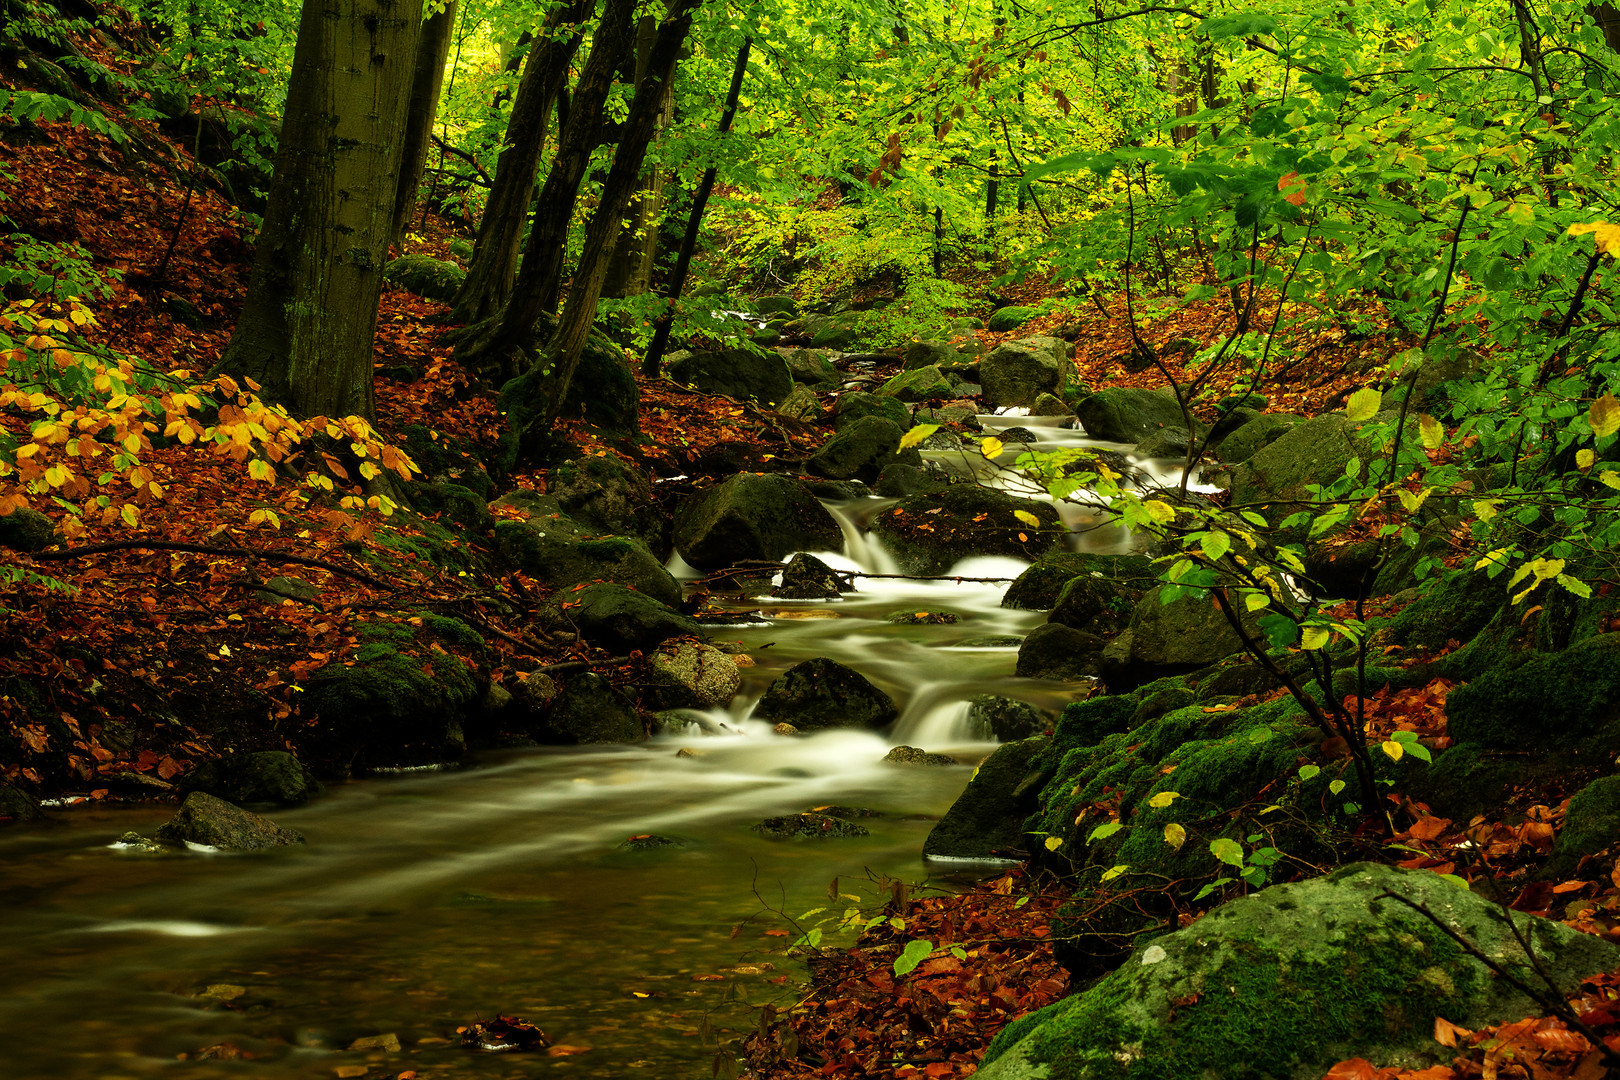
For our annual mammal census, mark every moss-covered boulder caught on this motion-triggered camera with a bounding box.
[0,781,43,823]
[752,658,898,731]
[541,583,703,654]
[1212,413,1298,463]
[1547,774,1620,879]
[903,339,962,370]
[752,813,871,840]
[540,672,643,744]
[493,317,640,469]
[156,792,305,851]
[782,311,868,351]
[923,735,1049,860]
[1445,633,1620,753]
[383,254,465,303]
[834,391,913,431]
[410,481,494,537]
[548,454,663,552]
[1048,572,1144,634]
[1103,585,1262,690]
[1229,411,1410,524]
[980,339,1067,409]
[977,863,1620,1080]
[1073,388,1194,443]
[645,641,741,710]
[806,415,921,483]
[396,424,494,500]
[877,364,956,402]
[178,751,324,807]
[672,472,843,571]
[668,348,795,407]
[987,305,1041,333]
[495,518,681,610]
[776,347,841,386]
[302,617,484,767]
[1003,552,1157,611]
[0,506,54,552]
[774,552,850,600]
[1016,624,1108,681]
[966,696,1053,742]
[869,486,1063,575]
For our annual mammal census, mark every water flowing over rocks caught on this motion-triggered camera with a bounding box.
[751,658,899,732]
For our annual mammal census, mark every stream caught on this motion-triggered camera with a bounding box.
[0,413,1149,1079]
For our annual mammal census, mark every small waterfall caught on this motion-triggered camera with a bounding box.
[890,697,984,746]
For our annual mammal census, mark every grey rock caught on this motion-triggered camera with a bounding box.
[877,364,955,402]
[543,672,643,744]
[1074,387,1195,443]
[981,340,1067,409]
[645,641,741,710]
[902,340,962,370]
[0,507,55,551]
[668,348,794,407]
[672,472,843,571]
[1015,623,1107,680]
[834,391,912,431]
[776,347,841,386]
[777,383,824,421]
[774,552,849,600]
[541,583,703,653]
[966,696,1052,742]
[923,736,1048,859]
[884,745,957,766]
[806,415,919,482]
[869,486,1063,576]
[254,575,319,605]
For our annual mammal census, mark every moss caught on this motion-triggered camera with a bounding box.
[1051,695,1138,751]
[577,536,639,559]
[1387,569,1503,652]
[1446,634,1620,751]
[421,614,485,654]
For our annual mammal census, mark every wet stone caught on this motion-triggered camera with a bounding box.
[751,813,871,840]
[883,746,957,767]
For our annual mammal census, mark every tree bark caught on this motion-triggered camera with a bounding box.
[641,35,749,379]
[544,0,703,412]
[214,0,424,423]
[449,0,593,325]
[390,0,456,250]
[601,14,676,299]
[470,0,639,376]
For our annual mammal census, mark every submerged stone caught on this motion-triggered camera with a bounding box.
[751,813,871,840]
[156,792,305,851]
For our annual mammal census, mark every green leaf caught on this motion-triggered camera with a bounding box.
[1417,414,1445,449]
[1557,573,1593,599]
[1100,863,1129,882]
[897,423,940,451]
[1199,531,1231,562]
[1329,779,1347,795]
[1298,764,1321,781]
[1301,625,1331,650]
[1193,877,1233,901]
[1088,821,1124,843]
[1245,591,1271,612]
[1209,838,1245,867]
[893,938,934,977]
[1345,388,1382,422]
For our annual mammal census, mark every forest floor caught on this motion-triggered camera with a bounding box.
[5,106,1620,1080]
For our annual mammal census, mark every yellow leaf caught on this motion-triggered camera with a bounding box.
[1591,394,1620,439]
[1245,591,1270,612]
[1569,221,1620,257]
[120,503,138,527]
[1013,509,1042,528]
[897,423,939,451]
[1301,625,1331,650]
[1577,448,1596,470]
[248,459,274,483]
[359,461,381,480]
[1043,836,1063,851]
[1381,739,1404,762]
[1163,823,1186,850]
[1418,414,1444,450]
[1148,791,1180,809]
[1141,499,1176,525]
[980,437,1005,459]
[1602,471,1620,491]
[1345,387,1382,422]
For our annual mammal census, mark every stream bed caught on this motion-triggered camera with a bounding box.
[0,414,1142,1079]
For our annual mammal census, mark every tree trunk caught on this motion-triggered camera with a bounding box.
[448,0,592,325]
[214,0,424,423]
[641,36,749,379]
[472,0,639,375]
[545,0,702,412]
[601,14,676,299]
[390,0,457,250]
[1591,3,1620,50]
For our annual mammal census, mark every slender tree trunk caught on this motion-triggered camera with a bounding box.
[545,0,702,412]
[641,35,749,379]
[473,0,638,375]
[390,0,457,250]
[449,0,592,325]
[602,14,676,299]
[1591,3,1620,50]
[214,0,424,423]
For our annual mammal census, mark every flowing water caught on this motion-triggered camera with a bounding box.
[0,413,1154,1079]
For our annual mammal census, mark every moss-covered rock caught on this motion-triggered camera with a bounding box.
[752,658,898,731]
[806,415,921,483]
[966,696,1053,742]
[548,454,662,552]
[977,863,1620,1080]
[834,391,913,431]
[776,346,841,386]
[396,424,494,500]
[1446,633,1620,752]
[383,254,465,303]
[987,305,1041,333]
[302,617,483,768]
[877,364,956,402]
[1073,388,1194,443]
[178,751,324,807]
[645,641,741,710]
[1546,774,1620,880]
[1016,623,1107,681]
[541,672,643,744]
[1003,552,1157,611]
[672,472,843,571]
[1103,585,1264,690]
[410,481,494,537]
[752,813,871,839]
[156,792,305,851]
[1048,573,1142,634]
[540,583,703,654]
[980,339,1068,409]
[923,735,1049,860]
[0,507,55,552]
[495,518,681,609]
[1211,413,1298,464]
[668,347,795,407]
[869,486,1063,575]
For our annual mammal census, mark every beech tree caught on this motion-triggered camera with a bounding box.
[212,0,425,423]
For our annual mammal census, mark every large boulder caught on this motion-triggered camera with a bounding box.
[834,391,912,431]
[877,364,955,402]
[774,552,851,600]
[805,415,921,483]
[1002,552,1157,610]
[1015,623,1108,680]
[752,658,898,731]
[541,672,644,743]
[923,735,1048,860]
[494,517,681,610]
[1047,571,1148,634]
[976,862,1620,1080]
[547,455,663,553]
[776,347,841,386]
[540,583,703,654]
[1074,387,1194,443]
[645,641,742,710]
[1445,633,1620,754]
[672,473,843,571]
[668,348,794,407]
[1547,774,1620,879]
[784,311,867,351]
[902,340,962,370]
[1103,585,1260,689]
[987,305,1041,332]
[869,486,1063,575]
[1212,413,1298,463]
[980,339,1067,409]
[1228,411,1413,523]
[178,751,324,807]
[156,792,305,850]
[383,254,464,303]
[966,695,1054,742]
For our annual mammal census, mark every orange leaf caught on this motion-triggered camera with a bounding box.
[1433,1016,1471,1048]
[1407,815,1451,841]
[1323,1059,1376,1080]
[546,1045,591,1056]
